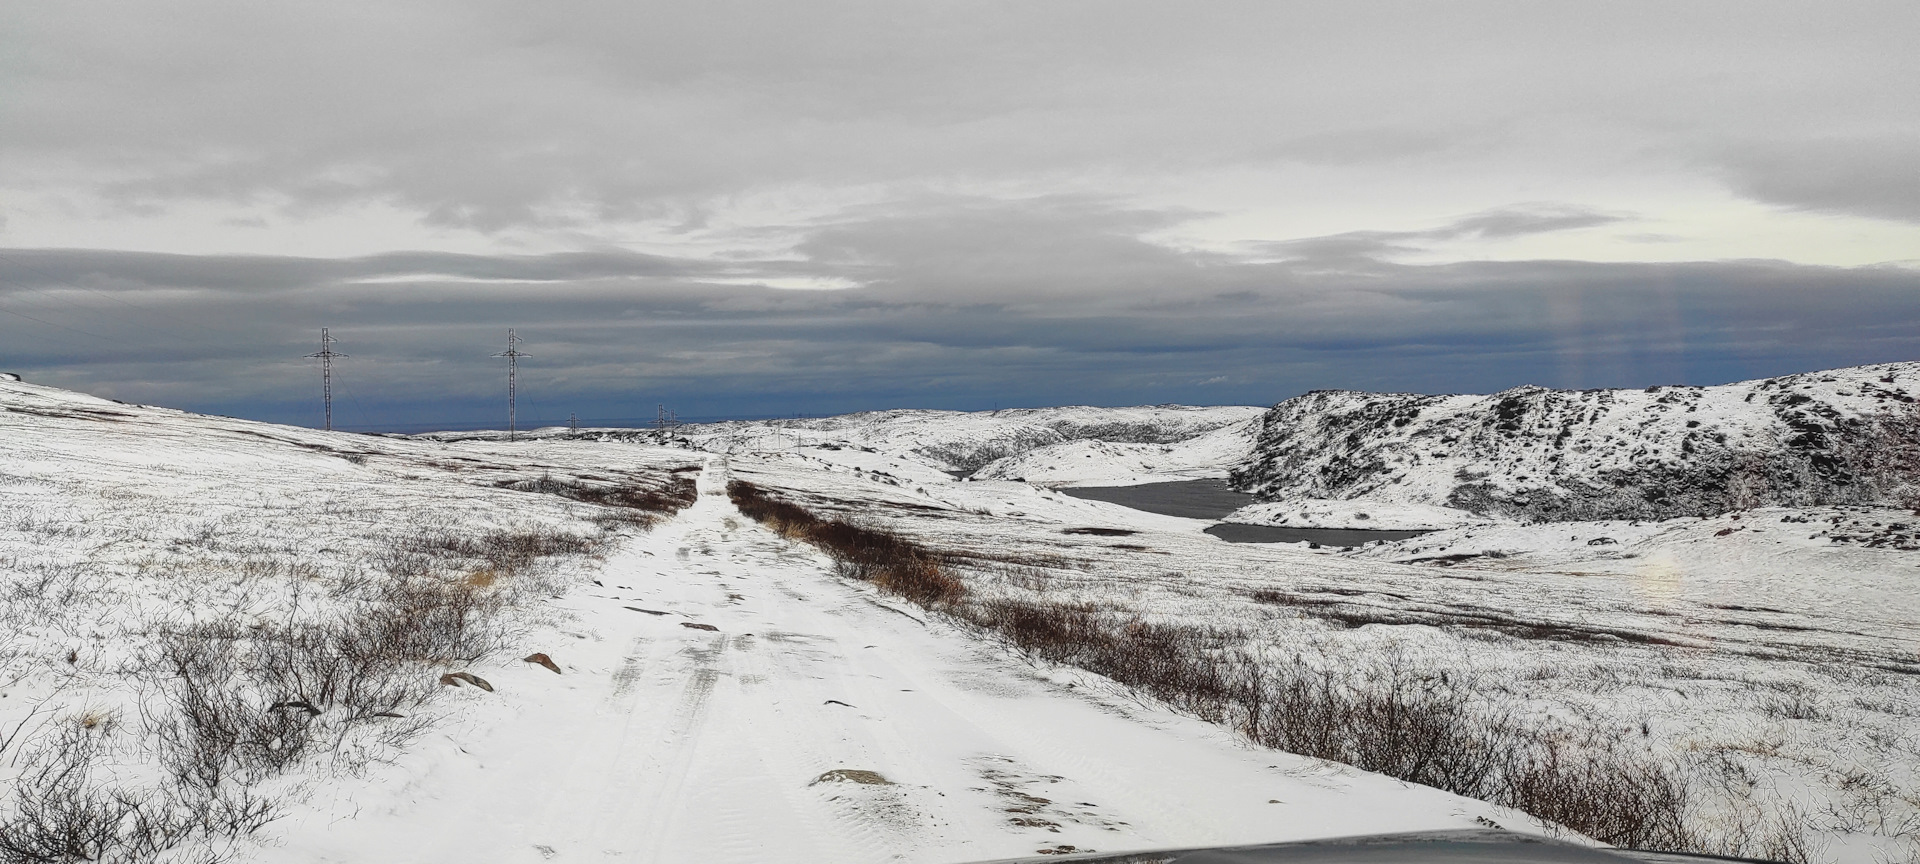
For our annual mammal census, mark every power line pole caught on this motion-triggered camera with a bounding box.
[492,329,529,440]
[304,328,347,431]
[569,412,578,434]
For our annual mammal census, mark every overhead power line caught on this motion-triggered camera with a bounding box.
[0,291,115,341]
[0,252,231,344]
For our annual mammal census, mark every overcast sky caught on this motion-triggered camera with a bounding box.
[2,2,1917,429]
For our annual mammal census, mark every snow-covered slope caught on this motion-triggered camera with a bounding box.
[729,452,1920,864]
[690,405,1263,476]
[1222,498,1498,531]
[427,404,1265,486]
[0,377,693,862]
[970,418,1259,486]
[1232,362,1920,522]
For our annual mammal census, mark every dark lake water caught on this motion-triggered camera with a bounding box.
[1059,479,1256,519]
[1062,479,1432,547]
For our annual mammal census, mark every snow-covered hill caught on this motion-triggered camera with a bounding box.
[1232,362,1920,522]
[688,405,1262,476]
[426,404,1265,486]
[969,418,1260,485]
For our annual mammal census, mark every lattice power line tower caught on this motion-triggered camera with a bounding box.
[304,328,347,431]
[493,329,529,440]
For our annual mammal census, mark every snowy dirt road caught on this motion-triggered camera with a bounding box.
[269,459,1514,864]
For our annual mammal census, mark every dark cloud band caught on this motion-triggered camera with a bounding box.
[3,201,1915,430]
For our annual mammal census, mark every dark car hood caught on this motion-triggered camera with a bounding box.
[963,830,1777,864]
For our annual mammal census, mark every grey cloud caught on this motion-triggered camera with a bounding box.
[1258,128,1456,166]
[1722,137,1920,223]
[1443,205,1628,240]
[794,196,1218,301]
[4,197,1918,429]
[1262,204,1631,264]
[5,3,1916,230]
[4,4,1916,434]
[0,248,716,293]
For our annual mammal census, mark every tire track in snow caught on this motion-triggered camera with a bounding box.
[631,634,728,861]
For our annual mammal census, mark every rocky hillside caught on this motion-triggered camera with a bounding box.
[1231,362,1920,522]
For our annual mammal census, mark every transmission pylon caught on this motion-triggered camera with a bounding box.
[304,328,347,431]
[569,412,578,434]
[492,329,529,440]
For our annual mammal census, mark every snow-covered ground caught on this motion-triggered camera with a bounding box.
[265,461,1524,863]
[2,380,1519,863]
[968,420,1260,487]
[8,374,1920,863]
[1222,499,1499,531]
[1345,505,1920,645]
[722,447,1920,864]
[431,404,1265,488]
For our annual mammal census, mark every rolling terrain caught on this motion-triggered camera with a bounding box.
[5,365,1919,863]
[0,379,1510,864]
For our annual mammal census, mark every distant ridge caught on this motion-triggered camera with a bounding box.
[1232,363,1920,522]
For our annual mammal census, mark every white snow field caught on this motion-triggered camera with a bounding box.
[429,404,1267,489]
[7,373,1920,863]
[268,461,1521,863]
[0,379,1518,864]
[716,447,1920,864]
[1221,499,1498,532]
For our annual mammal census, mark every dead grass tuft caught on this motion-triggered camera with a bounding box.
[0,727,212,864]
[404,527,596,576]
[505,473,698,516]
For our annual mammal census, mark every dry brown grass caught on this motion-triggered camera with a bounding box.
[505,473,698,516]
[729,481,965,607]
[959,596,1705,851]
[0,517,612,864]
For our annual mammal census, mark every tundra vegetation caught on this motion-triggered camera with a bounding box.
[0,414,697,863]
[729,477,1920,864]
